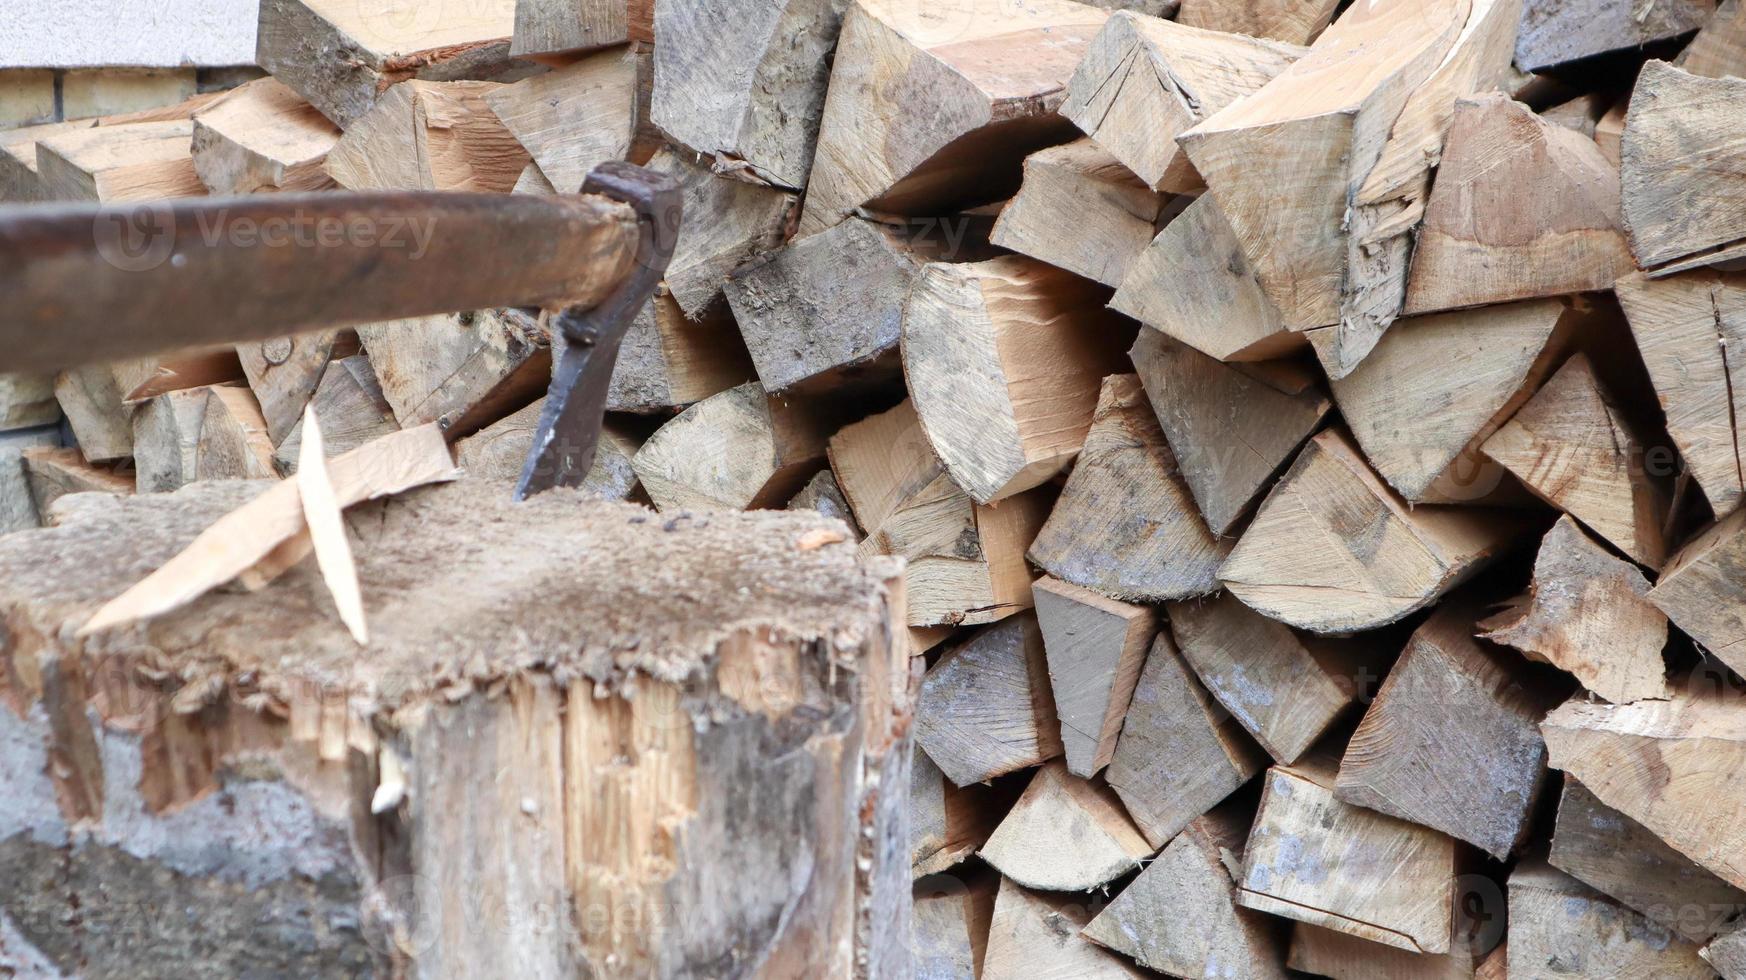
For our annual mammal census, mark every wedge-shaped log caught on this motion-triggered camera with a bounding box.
[989,139,1167,287]
[607,294,755,412]
[0,373,59,432]
[1288,923,1487,980]
[1084,800,1289,978]
[1029,374,1229,601]
[273,357,401,474]
[1330,297,1572,503]
[196,385,277,481]
[1336,603,1554,860]
[832,399,1049,627]
[190,78,340,195]
[1480,516,1669,703]
[1058,12,1304,194]
[0,430,57,534]
[912,752,1006,878]
[1680,0,1746,78]
[0,481,913,977]
[1106,632,1265,848]
[1130,329,1330,534]
[235,331,353,447]
[1033,576,1156,778]
[35,120,205,202]
[1543,690,1746,890]
[800,0,1109,234]
[54,364,133,462]
[1622,61,1746,272]
[648,147,797,318]
[453,396,641,500]
[324,81,529,193]
[257,0,522,127]
[0,120,97,202]
[1648,506,1746,676]
[1508,860,1714,979]
[1403,93,1631,315]
[133,388,209,493]
[1220,428,1520,633]
[20,447,134,518]
[1170,592,1363,765]
[1481,353,1669,567]
[1516,0,1714,73]
[905,255,1131,504]
[914,613,1063,787]
[483,45,656,197]
[360,308,550,441]
[1615,269,1746,517]
[913,869,998,975]
[980,760,1152,892]
[784,468,858,538]
[984,878,1150,978]
[651,0,846,188]
[632,381,830,513]
[1241,756,1461,955]
[1176,0,1338,43]
[512,0,653,56]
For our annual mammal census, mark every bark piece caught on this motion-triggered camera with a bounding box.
[257,0,522,127]
[190,77,340,195]
[1507,860,1715,979]
[1130,329,1330,535]
[1480,516,1669,703]
[21,447,134,518]
[647,147,798,318]
[483,45,655,196]
[1032,576,1156,778]
[1335,603,1553,860]
[1516,0,1714,72]
[1059,13,1304,194]
[1106,631,1265,848]
[196,386,278,481]
[358,307,550,439]
[132,387,212,494]
[1403,93,1632,315]
[606,294,755,412]
[1176,0,1339,43]
[1083,800,1289,979]
[451,397,641,501]
[1241,756,1461,955]
[54,365,133,463]
[324,80,529,193]
[1648,506,1746,677]
[1622,61,1746,271]
[989,139,1167,288]
[1288,923,1486,980]
[983,878,1149,978]
[979,761,1152,892]
[912,752,1005,878]
[800,0,1109,234]
[1481,352,1669,568]
[631,382,830,513]
[1028,374,1232,602]
[904,255,1132,504]
[1170,592,1363,765]
[650,0,847,188]
[35,120,206,201]
[914,613,1062,787]
[274,356,402,475]
[1220,428,1520,633]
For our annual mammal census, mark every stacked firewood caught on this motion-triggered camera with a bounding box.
[4,0,1746,975]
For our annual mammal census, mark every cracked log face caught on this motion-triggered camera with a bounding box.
[0,479,909,978]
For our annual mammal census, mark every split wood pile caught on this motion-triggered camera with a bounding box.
[4,0,1746,976]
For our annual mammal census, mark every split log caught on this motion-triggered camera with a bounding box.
[830,399,1049,627]
[195,386,278,481]
[1288,923,1486,980]
[1550,779,1746,943]
[1329,297,1572,503]
[114,352,245,407]
[257,0,524,127]
[1032,576,1156,777]
[785,469,859,538]
[483,45,658,196]
[1129,329,1330,535]
[1,373,61,432]
[1595,98,1627,167]
[988,139,1167,288]
[21,447,134,517]
[514,160,559,195]
[1679,0,1746,78]
[1515,0,1714,72]
[1539,91,1611,137]
[650,0,847,188]
[54,365,133,463]
[1240,756,1461,955]
[1706,922,1746,979]
[979,760,1152,892]
[1648,506,1746,677]
[1083,800,1289,978]
[1335,602,1555,860]
[451,397,642,500]
[190,77,340,195]
[1480,352,1669,568]
[1105,631,1265,848]
[1507,860,1714,979]
[1175,0,1339,43]
[1110,195,1296,363]
[1479,516,1669,703]
[903,255,1132,504]
[647,147,798,318]
[1028,374,1231,602]
[911,752,1005,877]
[323,80,529,193]
[913,613,1063,787]
[1057,13,1304,194]
[1220,428,1522,633]
[0,120,97,202]
[913,869,998,978]
[357,308,549,439]
[35,120,205,202]
[1542,689,1746,890]
[273,357,402,474]
[1402,94,1632,315]
[1170,592,1364,765]
[799,0,1109,235]
[0,429,59,535]
[132,387,212,494]
[1615,268,1746,517]
[0,481,912,977]
[606,294,755,412]
[513,0,654,56]
[235,331,355,448]
[1622,61,1746,272]
[983,878,1149,978]
[632,382,830,512]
